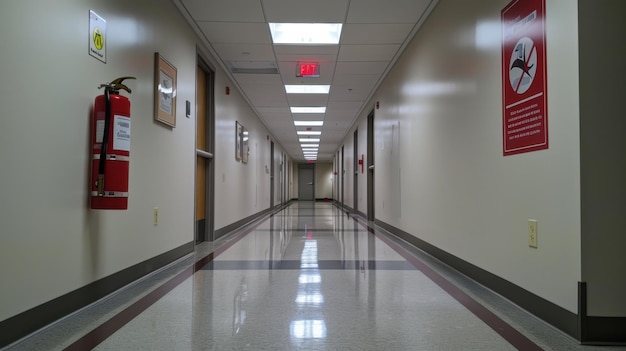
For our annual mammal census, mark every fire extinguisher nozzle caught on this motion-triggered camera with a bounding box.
[97,175,105,196]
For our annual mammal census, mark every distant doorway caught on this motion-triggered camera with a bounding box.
[195,60,215,242]
[298,164,315,201]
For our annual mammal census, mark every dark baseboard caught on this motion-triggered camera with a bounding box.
[196,218,206,243]
[0,241,194,348]
[315,198,334,202]
[375,219,580,340]
[214,208,272,239]
[583,317,626,344]
[341,205,354,213]
[357,210,367,219]
[579,282,626,344]
[214,202,292,240]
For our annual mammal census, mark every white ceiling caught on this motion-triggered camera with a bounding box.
[176,0,437,162]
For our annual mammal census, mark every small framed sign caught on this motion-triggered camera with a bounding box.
[154,52,177,127]
[235,121,243,161]
[89,10,106,63]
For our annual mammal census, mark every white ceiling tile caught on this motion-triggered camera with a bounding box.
[282,76,333,86]
[334,61,389,75]
[234,74,283,87]
[328,85,372,102]
[338,44,400,62]
[213,44,276,61]
[262,0,350,22]
[291,113,325,120]
[331,73,380,87]
[245,86,289,106]
[323,110,355,119]
[341,24,414,44]
[182,0,265,22]
[327,101,364,111]
[318,131,350,140]
[273,45,340,56]
[274,53,338,63]
[286,94,329,107]
[346,0,433,24]
[198,22,271,44]
[256,107,292,117]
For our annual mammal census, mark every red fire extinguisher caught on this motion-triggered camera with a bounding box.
[90,77,135,210]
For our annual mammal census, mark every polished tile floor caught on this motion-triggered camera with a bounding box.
[4,202,626,350]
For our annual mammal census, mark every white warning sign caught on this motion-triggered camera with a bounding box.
[89,10,107,63]
[113,116,131,151]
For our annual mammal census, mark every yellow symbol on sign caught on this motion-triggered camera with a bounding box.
[93,27,104,50]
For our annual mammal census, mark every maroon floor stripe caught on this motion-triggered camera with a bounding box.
[63,219,264,351]
[352,216,543,351]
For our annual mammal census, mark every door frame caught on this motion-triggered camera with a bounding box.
[270,141,275,208]
[341,146,345,209]
[195,56,215,242]
[353,129,359,214]
[367,110,375,221]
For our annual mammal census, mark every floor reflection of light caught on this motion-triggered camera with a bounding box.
[298,273,321,284]
[295,292,324,304]
[290,320,327,339]
[300,240,319,268]
[289,238,327,340]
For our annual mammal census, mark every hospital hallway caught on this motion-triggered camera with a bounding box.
[4,202,625,351]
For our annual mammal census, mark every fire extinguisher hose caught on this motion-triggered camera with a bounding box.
[97,87,111,196]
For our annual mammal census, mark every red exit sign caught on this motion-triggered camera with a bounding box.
[297,63,320,78]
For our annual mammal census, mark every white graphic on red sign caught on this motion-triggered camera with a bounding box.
[509,37,537,94]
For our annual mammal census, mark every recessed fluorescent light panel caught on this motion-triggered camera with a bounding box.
[297,131,322,136]
[294,121,324,127]
[285,85,330,94]
[301,144,319,148]
[269,23,343,45]
[291,107,326,114]
[299,138,320,143]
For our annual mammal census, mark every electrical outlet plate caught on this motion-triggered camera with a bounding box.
[528,219,537,248]
[154,207,159,225]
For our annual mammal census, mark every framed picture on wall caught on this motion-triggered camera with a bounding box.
[242,126,249,164]
[154,52,177,127]
[235,121,243,160]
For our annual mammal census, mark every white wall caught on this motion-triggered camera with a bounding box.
[314,163,333,200]
[291,162,299,199]
[342,143,355,208]
[0,0,193,321]
[212,75,287,227]
[342,0,582,313]
[0,0,290,323]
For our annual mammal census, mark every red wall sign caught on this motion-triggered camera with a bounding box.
[502,0,548,156]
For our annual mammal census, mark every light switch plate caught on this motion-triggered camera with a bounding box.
[528,219,538,248]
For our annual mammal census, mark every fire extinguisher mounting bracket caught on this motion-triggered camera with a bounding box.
[98,76,136,95]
